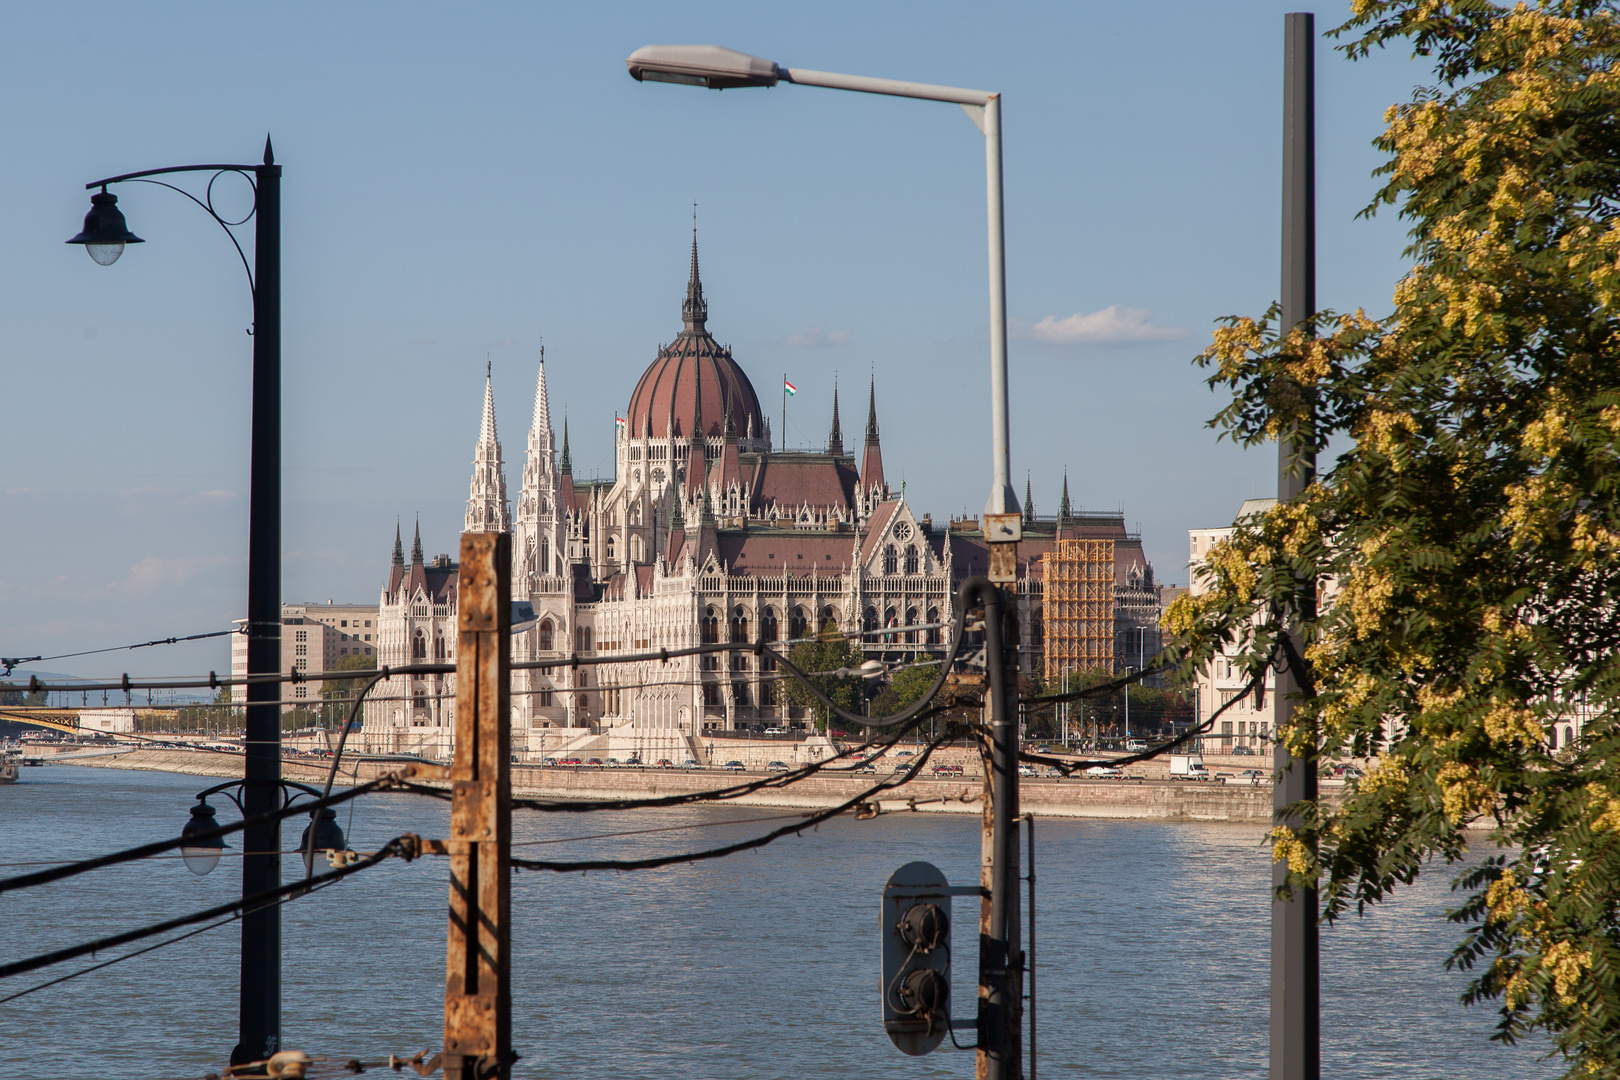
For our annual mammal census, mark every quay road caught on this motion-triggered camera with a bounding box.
[41,746,1307,823]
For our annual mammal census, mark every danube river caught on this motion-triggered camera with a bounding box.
[0,765,1558,1079]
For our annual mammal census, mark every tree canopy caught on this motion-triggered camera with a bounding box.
[1163,2,1620,1069]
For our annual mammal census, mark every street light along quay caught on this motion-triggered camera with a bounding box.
[179,781,348,878]
[68,138,284,1070]
[627,46,1024,1080]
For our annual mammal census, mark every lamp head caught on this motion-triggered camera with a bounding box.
[179,799,227,877]
[67,188,143,266]
[627,45,780,89]
[300,807,347,855]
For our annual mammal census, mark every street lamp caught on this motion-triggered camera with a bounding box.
[69,139,282,1069]
[180,799,228,877]
[628,51,1023,1078]
[625,45,1020,522]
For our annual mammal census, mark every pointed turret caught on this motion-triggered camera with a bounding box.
[411,517,424,564]
[828,379,844,456]
[465,372,511,533]
[681,225,708,331]
[670,491,686,531]
[392,521,404,568]
[1023,475,1036,526]
[514,348,560,582]
[860,377,886,497]
[1057,471,1074,528]
[559,414,572,475]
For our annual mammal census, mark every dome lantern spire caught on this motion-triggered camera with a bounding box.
[682,209,707,331]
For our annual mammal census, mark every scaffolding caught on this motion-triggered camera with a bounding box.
[1042,539,1115,681]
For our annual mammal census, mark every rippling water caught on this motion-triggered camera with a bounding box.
[0,765,1560,1079]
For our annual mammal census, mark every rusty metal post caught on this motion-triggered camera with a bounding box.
[444,531,512,1080]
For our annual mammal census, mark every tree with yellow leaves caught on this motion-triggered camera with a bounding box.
[1165,2,1620,1071]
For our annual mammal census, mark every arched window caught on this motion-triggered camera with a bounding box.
[884,607,898,644]
[864,607,880,636]
[539,619,554,652]
[412,630,426,659]
[821,605,837,629]
[433,635,446,659]
[904,545,919,574]
[905,607,918,645]
[730,606,748,644]
[926,607,941,646]
[540,537,549,574]
[760,607,779,671]
[883,544,898,575]
[701,606,719,644]
[575,625,593,652]
[789,606,807,641]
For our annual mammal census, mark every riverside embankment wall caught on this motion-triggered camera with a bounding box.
[45,748,1307,823]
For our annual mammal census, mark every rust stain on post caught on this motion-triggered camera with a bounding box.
[444,531,511,1080]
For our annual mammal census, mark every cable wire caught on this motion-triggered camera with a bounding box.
[0,834,421,981]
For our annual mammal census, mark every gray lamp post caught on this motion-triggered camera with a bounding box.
[68,138,283,1069]
[626,47,1023,1079]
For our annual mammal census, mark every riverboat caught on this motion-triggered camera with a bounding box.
[0,748,21,784]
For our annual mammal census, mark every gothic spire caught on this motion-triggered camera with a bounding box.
[1024,474,1036,525]
[860,376,886,497]
[411,516,424,564]
[699,486,717,527]
[865,376,880,445]
[392,520,404,568]
[465,371,511,533]
[681,215,708,332]
[691,381,704,444]
[560,413,572,475]
[670,492,685,531]
[723,389,736,440]
[1058,470,1074,525]
[828,378,844,456]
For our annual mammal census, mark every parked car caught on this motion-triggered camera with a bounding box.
[603,757,622,768]
[854,762,878,774]
[766,760,790,772]
[1017,764,1037,778]
[585,758,605,768]
[894,750,914,758]
[1033,745,1051,754]
[654,758,674,769]
[680,759,702,769]
[892,762,911,773]
[1231,745,1257,756]
[1125,739,1148,751]
[1223,769,1268,786]
[1331,764,1364,779]
[1042,767,1065,779]
[724,760,745,771]
[931,763,964,777]
[623,758,643,768]
[1085,766,1124,779]
[541,757,558,766]
[763,727,787,736]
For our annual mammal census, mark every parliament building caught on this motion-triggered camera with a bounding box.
[361,238,1158,758]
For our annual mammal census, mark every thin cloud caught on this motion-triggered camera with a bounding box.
[111,555,235,595]
[1015,306,1188,346]
[783,326,852,348]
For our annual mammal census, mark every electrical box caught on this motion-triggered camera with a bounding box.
[882,860,956,1055]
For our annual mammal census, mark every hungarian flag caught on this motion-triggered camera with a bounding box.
[784,379,797,396]
[615,415,626,430]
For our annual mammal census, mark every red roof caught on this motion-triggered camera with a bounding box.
[749,454,858,516]
[716,532,856,575]
[626,334,764,441]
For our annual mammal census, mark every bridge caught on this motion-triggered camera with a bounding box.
[0,707,85,737]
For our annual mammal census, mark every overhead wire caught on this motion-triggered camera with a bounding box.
[0,834,422,981]
[0,627,242,676]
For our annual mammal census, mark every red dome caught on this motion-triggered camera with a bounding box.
[626,237,765,441]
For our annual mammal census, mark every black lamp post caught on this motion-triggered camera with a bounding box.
[70,138,282,1068]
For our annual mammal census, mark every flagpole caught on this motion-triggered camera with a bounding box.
[781,372,786,452]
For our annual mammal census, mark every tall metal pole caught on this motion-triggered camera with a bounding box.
[1272,15,1320,1080]
[235,136,283,1065]
[982,94,1017,518]
[234,136,282,1068]
[976,578,1021,1080]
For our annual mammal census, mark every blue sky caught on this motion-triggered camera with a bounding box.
[0,2,1427,680]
